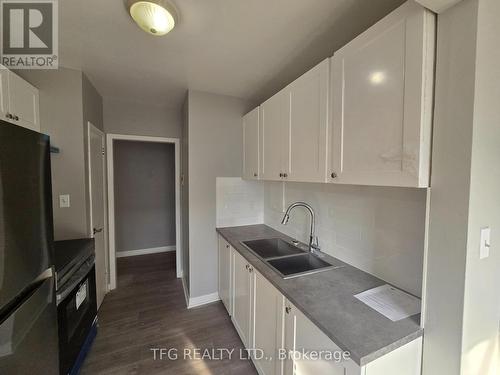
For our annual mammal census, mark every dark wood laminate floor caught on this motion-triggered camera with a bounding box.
[81,252,257,375]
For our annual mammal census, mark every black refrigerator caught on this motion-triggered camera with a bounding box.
[0,121,59,374]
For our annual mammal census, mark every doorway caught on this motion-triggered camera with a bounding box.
[87,122,108,308]
[106,134,181,290]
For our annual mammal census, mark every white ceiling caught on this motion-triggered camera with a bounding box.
[60,0,405,110]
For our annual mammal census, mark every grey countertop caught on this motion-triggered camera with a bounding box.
[216,224,423,366]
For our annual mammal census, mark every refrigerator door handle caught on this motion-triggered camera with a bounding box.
[0,269,54,323]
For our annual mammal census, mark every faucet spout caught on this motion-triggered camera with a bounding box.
[281,202,319,253]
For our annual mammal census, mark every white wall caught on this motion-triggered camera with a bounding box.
[264,182,427,297]
[186,91,251,299]
[423,0,500,373]
[461,0,500,372]
[216,178,264,228]
[104,97,181,139]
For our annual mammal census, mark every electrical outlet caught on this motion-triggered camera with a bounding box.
[59,194,70,208]
[480,227,491,259]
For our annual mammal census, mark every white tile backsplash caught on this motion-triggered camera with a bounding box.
[264,181,427,297]
[216,177,264,227]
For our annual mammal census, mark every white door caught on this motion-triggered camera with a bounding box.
[218,236,232,314]
[7,71,40,132]
[242,107,260,180]
[253,271,284,375]
[232,251,253,348]
[287,59,329,183]
[88,123,108,308]
[260,90,288,181]
[330,1,434,187]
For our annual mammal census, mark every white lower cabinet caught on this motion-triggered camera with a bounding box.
[253,270,285,375]
[219,235,422,375]
[283,300,360,375]
[232,250,255,349]
[218,236,233,315]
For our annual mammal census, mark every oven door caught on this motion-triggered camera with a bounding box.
[57,265,97,375]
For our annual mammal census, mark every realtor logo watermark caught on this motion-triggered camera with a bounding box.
[0,0,58,69]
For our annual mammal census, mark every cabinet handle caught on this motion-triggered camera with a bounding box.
[285,306,292,314]
[331,172,337,179]
[253,172,258,177]
[249,267,253,273]
[283,173,288,178]
[226,245,229,249]
[245,264,249,270]
[13,115,19,121]
[5,113,12,119]
[279,173,283,178]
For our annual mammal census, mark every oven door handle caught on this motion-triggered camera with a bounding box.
[56,257,95,304]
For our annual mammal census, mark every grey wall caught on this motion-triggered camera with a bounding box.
[16,68,93,240]
[104,97,181,138]
[186,90,251,298]
[82,74,104,131]
[423,0,500,373]
[113,141,176,252]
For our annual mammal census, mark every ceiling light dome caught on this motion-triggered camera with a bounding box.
[127,0,178,36]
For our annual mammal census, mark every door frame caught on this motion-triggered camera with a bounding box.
[87,122,109,296]
[106,133,182,290]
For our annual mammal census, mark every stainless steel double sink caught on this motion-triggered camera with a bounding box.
[241,238,344,279]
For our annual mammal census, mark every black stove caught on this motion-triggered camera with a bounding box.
[53,238,97,375]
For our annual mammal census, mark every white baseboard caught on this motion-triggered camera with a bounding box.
[188,292,220,309]
[116,245,176,258]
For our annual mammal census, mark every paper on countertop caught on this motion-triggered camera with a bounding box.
[354,284,421,322]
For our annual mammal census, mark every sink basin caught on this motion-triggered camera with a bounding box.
[242,238,305,259]
[267,253,342,279]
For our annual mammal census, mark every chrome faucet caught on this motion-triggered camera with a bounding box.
[281,202,320,254]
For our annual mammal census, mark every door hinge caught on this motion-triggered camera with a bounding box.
[102,147,105,156]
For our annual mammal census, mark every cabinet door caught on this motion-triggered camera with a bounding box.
[0,68,8,121]
[243,107,260,180]
[284,301,361,375]
[286,59,329,183]
[330,2,434,187]
[218,236,232,315]
[8,71,40,132]
[232,251,254,348]
[261,90,288,181]
[253,270,284,375]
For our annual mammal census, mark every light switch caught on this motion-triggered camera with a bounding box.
[480,227,491,259]
[59,194,70,208]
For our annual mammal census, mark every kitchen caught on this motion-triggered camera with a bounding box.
[0,0,499,374]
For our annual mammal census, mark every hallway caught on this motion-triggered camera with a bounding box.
[81,252,257,374]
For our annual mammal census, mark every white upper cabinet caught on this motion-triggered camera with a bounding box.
[242,107,260,180]
[260,89,288,181]
[8,72,40,132]
[0,67,40,132]
[329,1,435,187]
[286,58,329,183]
[259,58,330,183]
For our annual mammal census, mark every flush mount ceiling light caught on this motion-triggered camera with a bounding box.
[127,0,178,36]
